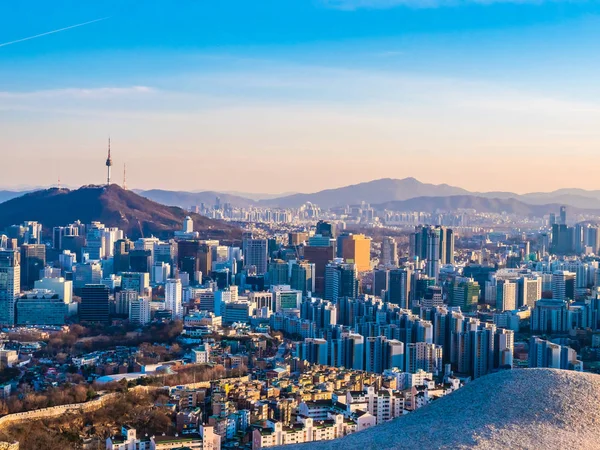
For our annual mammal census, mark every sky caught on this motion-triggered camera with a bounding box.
[2,0,600,194]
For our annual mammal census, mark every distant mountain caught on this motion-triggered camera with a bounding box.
[374,195,598,216]
[0,190,29,204]
[135,189,256,209]
[261,178,470,209]
[0,185,241,242]
[260,178,600,211]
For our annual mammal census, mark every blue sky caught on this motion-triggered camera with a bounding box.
[2,0,600,192]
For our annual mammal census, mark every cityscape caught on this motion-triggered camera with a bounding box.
[4,1,600,449]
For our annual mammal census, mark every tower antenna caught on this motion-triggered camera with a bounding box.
[105,137,113,186]
[123,163,127,190]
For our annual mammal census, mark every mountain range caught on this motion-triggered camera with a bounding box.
[131,178,600,215]
[5,178,600,217]
[0,185,241,242]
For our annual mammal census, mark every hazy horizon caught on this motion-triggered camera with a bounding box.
[3,1,600,192]
[2,176,600,198]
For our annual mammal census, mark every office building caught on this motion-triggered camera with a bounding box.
[303,244,335,295]
[120,272,150,296]
[79,284,110,324]
[388,268,411,309]
[0,250,20,326]
[421,286,443,309]
[530,299,570,334]
[449,278,480,312]
[243,238,268,275]
[373,268,389,299]
[177,240,211,285]
[411,226,454,268]
[316,220,335,238]
[272,286,302,312]
[325,263,358,303]
[73,262,103,291]
[290,261,315,295]
[268,260,289,286]
[20,244,45,289]
[341,234,371,272]
[34,277,73,304]
[17,290,67,325]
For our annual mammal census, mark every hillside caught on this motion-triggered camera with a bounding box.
[0,191,28,204]
[282,369,600,450]
[0,185,241,242]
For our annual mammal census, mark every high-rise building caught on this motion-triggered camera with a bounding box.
[73,262,103,292]
[381,237,398,266]
[325,263,357,302]
[113,239,132,274]
[560,205,567,226]
[388,268,411,309]
[411,226,454,267]
[177,240,211,284]
[0,250,20,326]
[407,342,443,375]
[316,220,335,238]
[551,223,575,255]
[449,278,480,312]
[243,238,268,275]
[373,268,389,299]
[530,298,569,334]
[165,278,183,320]
[129,297,151,325]
[455,322,496,379]
[529,336,582,371]
[494,328,514,369]
[79,284,110,324]
[129,249,152,273]
[496,279,517,311]
[120,272,150,295]
[20,244,46,289]
[517,276,542,308]
[303,245,335,295]
[551,271,576,301]
[290,261,315,295]
[268,260,289,286]
[341,234,371,272]
[421,286,443,309]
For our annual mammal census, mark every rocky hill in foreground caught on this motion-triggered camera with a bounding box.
[282,369,600,450]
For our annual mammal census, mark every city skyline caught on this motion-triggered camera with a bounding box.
[3,1,600,191]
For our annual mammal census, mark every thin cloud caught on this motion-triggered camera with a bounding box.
[0,86,155,99]
[322,0,551,9]
[0,17,110,48]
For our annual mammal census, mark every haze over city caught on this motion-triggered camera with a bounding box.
[3,1,600,192]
